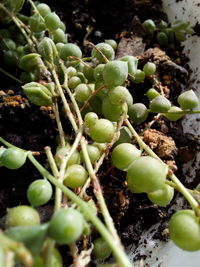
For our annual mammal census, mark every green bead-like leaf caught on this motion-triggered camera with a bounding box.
[29,14,46,33]
[120,55,138,75]
[1,148,27,169]
[157,32,168,46]
[104,39,117,50]
[102,96,122,122]
[169,210,200,251]
[38,37,57,62]
[52,28,68,44]
[163,106,183,121]
[44,12,61,31]
[128,103,148,123]
[93,237,112,260]
[143,62,156,76]
[171,20,190,31]
[92,42,115,63]
[147,184,174,207]
[127,156,167,193]
[146,88,160,100]
[177,89,199,109]
[143,19,156,34]
[103,60,128,87]
[60,43,82,60]
[22,82,53,106]
[19,53,42,72]
[149,95,171,113]
[132,69,145,83]
[37,3,51,17]
[89,119,115,143]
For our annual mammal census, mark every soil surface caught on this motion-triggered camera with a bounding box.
[0,0,198,266]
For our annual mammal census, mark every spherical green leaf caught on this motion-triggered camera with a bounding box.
[111,143,141,170]
[44,12,61,31]
[127,156,167,193]
[27,179,53,207]
[177,90,199,109]
[169,210,200,251]
[128,103,148,123]
[93,237,112,260]
[92,42,115,63]
[147,184,174,207]
[103,60,128,87]
[89,119,115,143]
[48,208,84,244]
[64,164,88,189]
[1,148,27,170]
[149,95,171,113]
[60,43,82,60]
[6,206,40,227]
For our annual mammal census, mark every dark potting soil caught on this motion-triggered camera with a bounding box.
[0,0,198,265]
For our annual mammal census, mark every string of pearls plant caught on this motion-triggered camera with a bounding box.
[0,1,199,266]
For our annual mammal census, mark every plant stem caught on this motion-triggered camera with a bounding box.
[50,64,78,132]
[88,42,109,63]
[28,0,45,23]
[57,129,83,206]
[43,239,55,267]
[0,4,36,52]
[169,173,200,215]
[45,137,82,267]
[125,119,160,160]
[147,110,200,115]
[80,84,106,112]
[44,146,60,212]
[14,16,38,46]
[0,137,23,150]
[27,153,133,267]
[69,243,79,267]
[44,147,59,267]
[140,114,161,136]
[0,68,22,84]
[0,231,33,267]
[68,56,92,68]
[80,137,123,247]
[52,102,66,147]
[151,76,164,95]
[165,180,177,188]
[78,177,91,199]
[161,110,200,115]
[62,74,83,126]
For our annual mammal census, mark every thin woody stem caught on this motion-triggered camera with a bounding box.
[50,64,78,132]
[0,68,22,84]
[87,42,109,63]
[80,84,106,112]
[28,0,45,23]
[80,136,123,247]
[0,231,33,267]
[0,4,36,52]
[52,102,66,147]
